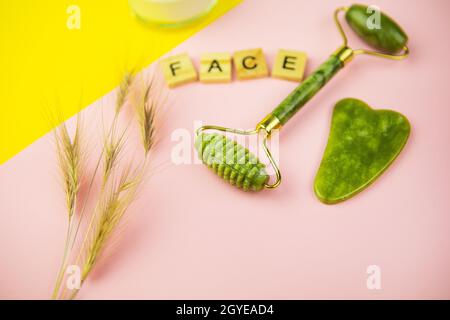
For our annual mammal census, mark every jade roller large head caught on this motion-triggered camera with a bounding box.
[195,4,409,191]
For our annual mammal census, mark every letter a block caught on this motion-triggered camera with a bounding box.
[160,53,198,88]
[272,49,307,82]
[233,48,269,80]
[200,53,232,83]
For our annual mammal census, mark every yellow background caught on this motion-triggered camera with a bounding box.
[0,0,241,164]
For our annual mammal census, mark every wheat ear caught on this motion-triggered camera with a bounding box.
[51,115,84,299]
[135,73,167,158]
[115,72,134,114]
[54,118,83,219]
[82,166,141,280]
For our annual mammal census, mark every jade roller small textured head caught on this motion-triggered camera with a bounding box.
[195,4,410,191]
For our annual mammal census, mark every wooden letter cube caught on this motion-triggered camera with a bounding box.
[199,52,232,83]
[160,53,198,88]
[233,48,269,80]
[272,49,307,82]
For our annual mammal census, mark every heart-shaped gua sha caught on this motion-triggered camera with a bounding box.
[314,98,411,204]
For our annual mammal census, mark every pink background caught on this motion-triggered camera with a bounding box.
[1,0,450,299]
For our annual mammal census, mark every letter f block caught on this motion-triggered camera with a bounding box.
[160,53,198,88]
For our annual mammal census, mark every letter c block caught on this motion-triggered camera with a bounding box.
[233,48,269,80]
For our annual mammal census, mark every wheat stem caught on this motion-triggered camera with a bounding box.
[51,218,73,299]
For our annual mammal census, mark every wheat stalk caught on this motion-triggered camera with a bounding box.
[70,71,136,249]
[51,115,84,299]
[61,75,163,300]
[115,72,134,114]
[76,85,157,293]
[102,129,127,188]
[101,71,135,187]
[54,118,84,219]
[52,72,135,300]
[135,74,166,157]
[81,165,140,281]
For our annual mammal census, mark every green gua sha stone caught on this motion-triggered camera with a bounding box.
[314,98,411,204]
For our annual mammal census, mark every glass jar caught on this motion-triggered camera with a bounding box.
[129,0,218,27]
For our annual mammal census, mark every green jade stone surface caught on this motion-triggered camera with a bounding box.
[314,98,411,204]
[345,4,408,54]
[272,55,343,125]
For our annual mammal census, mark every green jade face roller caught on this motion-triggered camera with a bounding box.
[195,4,409,191]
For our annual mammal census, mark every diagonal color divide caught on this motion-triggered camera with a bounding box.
[0,0,242,165]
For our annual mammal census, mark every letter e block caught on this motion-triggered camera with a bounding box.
[160,53,198,88]
[272,49,307,82]
[200,53,232,83]
[233,48,269,80]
